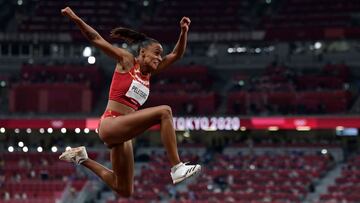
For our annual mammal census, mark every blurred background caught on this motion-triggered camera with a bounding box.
[1,0,360,202]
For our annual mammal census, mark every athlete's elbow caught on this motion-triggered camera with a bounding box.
[173,52,184,60]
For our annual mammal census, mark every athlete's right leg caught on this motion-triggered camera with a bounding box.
[82,141,134,197]
[62,143,134,197]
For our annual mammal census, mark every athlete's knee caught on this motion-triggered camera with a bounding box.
[159,105,172,120]
[112,175,133,197]
[114,186,133,198]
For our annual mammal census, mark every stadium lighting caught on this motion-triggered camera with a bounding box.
[47,128,53,134]
[266,0,271,4]
[236,47,246,53]
[0,127,5,133]
[17,0,23,6]
[65,146,72,151]
[26,128,32,134]
[268,126,279,131]
[51,44,59,54]
[321,149,328,155]
[51,146,58,153]
[296,126,311,131]
[37,146,43,152]
[249,164,256,170]
[143,0,149,6]
[8,146,14,152]
[14,128,20,134]
[61,128,67,134]
[0,81,6,87]
[18,141,24,148]
[88,56,96,64]
[266,46,275,52]
[23,146,28,152]
[84,128,90,134]
[227,48,234,53]
[336,126,344,131]
[75,128,81,134]
[39,128,45,134]
[255,48,262,53]
[314,42,322,49]
[82,46,92,57]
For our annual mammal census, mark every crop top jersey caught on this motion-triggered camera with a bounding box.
[108,62,150,110]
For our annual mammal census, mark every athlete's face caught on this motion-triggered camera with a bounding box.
[140,43,163,71]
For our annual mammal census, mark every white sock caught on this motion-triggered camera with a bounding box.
[171,162,183,173]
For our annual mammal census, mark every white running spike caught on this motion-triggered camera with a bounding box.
[170,162,201,184]
[59,146,88,165]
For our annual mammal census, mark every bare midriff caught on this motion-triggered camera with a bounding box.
[105,100,135,115]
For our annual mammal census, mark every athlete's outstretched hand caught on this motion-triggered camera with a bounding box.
[61,7,77,20]
[180,17,191,33]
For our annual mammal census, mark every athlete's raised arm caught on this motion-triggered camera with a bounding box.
[154,17,191,74]
[61,7,133,66]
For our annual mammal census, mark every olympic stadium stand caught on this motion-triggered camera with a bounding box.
[17,0,133,38]
[0,151,99,203]
[144,64,219,115]
[12,0,260,43]
[7,0,360,43]
[260,0,360,40]
[4,61,358,116]
[319,154,360,203]
[227,63,353,115]
[0,74,10,114]
[7,64,104,114]
[139,0,255,42]
[4,63,219,115]
[99,143,339,203]
[262,0,360,29]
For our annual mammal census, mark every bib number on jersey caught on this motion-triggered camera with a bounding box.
[125,80,149,105]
